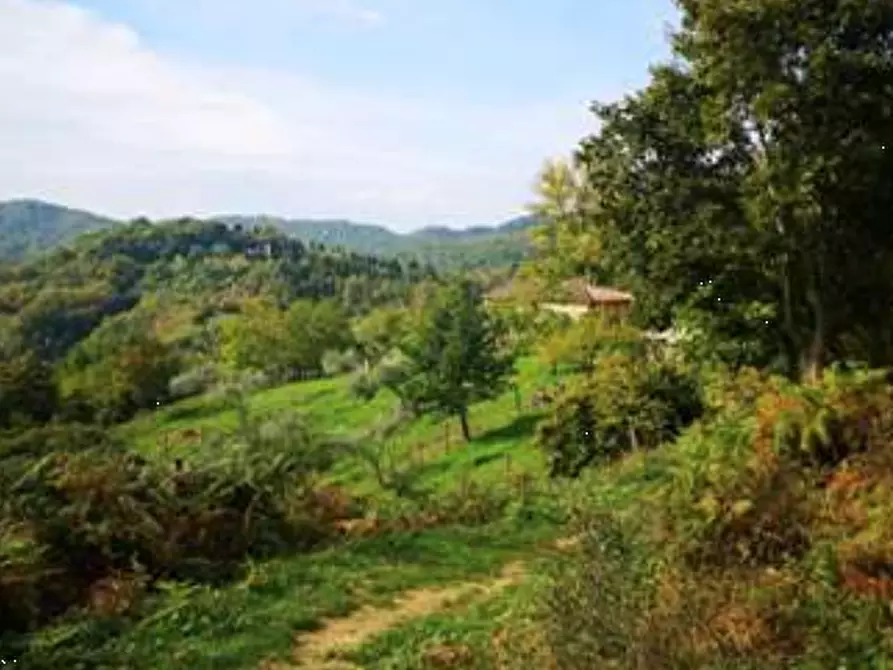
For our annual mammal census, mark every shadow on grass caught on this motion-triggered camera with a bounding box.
[474,413,543,446]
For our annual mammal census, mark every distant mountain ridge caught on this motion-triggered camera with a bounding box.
[215,215,536,267]
[0,200,538,269]
[0,199,120,260]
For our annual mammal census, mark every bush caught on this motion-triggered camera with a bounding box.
[537,354,704,477]
[58,333,181,425]
[350,370,379,401]
[168,364,218,400]
[538,316,646,374]
[321,348,362,376]
[0,411,354,633]
[539,515,665,670]
[524,367,893,669]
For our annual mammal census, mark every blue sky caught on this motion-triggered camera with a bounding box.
[0,0,678,231]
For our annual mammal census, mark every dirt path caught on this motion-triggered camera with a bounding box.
[264,561,526,670]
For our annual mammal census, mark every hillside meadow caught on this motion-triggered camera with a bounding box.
[5,354,573,669]
[7,1,893,667]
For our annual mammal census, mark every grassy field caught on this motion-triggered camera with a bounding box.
[118,357,563,496]
[18,357,573,669]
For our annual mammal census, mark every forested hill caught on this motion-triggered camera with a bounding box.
[0,199,120,260]
[0,218,435,363]
[0,200,537,269]
[220,214,538,270]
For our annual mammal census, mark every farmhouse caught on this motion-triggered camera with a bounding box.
[486,276,635,321]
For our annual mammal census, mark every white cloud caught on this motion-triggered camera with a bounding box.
[0,0,595,229]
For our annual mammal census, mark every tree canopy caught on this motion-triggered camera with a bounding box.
[532,0,893,381]
[399,279,516,441]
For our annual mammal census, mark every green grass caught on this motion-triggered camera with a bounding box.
[119,357,564,496]
[19,519,562,670]
[341,589,521,670]
[339,558,556,670]
[119,374,394,456]
[23,356,574,669]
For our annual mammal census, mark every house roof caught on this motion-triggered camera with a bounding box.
[558,278,634,305]
[486,276,634,306]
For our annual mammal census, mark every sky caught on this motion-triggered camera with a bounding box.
[0,0,678,231]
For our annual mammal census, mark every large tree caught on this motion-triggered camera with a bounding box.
[553,0,893,381]
[400,279,516,441]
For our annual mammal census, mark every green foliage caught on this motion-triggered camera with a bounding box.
[223,213,537,272]
[491,303,570,358]
[0,199,118,261]
[528,159,603,284]
[168,364,219,401]
[0,406,351,635]
[399,279,517,440]
[321,348,362,377]
[537,354,703,477]
[57,314,181,424]
[15,285,139,360]
[539,516,662,670]
[353,306,410,364]
[535,0,893,380]
[538,315,645,374]
[0,349,57,429]
[0,217,430,376]
[523,365,893,669]
[350,347,424,415]
[216,298,354,381]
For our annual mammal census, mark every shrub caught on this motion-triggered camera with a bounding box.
[527,367,893,669]
[168,364,218,400]
[537,354,704,477]
[0,411,353,633]
[58,333,181,425]
[350,370,379,401]
[538,316,646,375]
[538,515,663,670]
[321,348,362,376]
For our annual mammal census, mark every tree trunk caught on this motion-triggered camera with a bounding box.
[802,308,826,384]
[780,255,802,379]
[802,256,827,385]
[459,408,472,442]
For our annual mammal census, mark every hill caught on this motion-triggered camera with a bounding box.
[0,199,537,269]
[0,217,433,363]
[0,199,119,260]
[217,213,538,271]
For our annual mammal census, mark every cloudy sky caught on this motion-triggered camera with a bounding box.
[0,0,677,231]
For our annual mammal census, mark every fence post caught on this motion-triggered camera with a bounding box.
[505,453,512,480]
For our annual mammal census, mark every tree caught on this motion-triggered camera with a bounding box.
[528,159,603,285]
[217,298,354,381]
[399,279,516,441]
[353,306,409,367]
[0,348,57,428]
[58,322,180,424]
[217,299,291,376]
[539,315,645,375]
[553,0,893,381]
[285,299,353,378]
